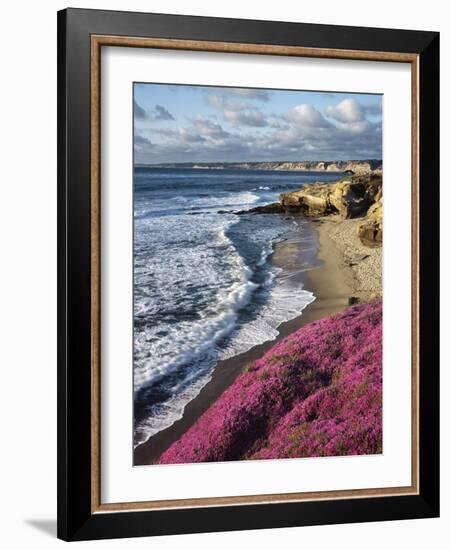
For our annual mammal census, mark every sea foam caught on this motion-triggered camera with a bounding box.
[133,168,325,446]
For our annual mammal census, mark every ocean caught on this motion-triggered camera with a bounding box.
[133,167,343,447]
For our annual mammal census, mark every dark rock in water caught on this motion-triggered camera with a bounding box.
[349,296,360,305]
[277,173,383,249]
[236,202,285,215]
[235,173,383,249]
[217,209,236,214]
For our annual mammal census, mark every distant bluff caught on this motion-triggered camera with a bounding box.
[189,159,382,174]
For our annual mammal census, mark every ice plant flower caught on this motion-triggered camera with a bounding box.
[158,300,382,464]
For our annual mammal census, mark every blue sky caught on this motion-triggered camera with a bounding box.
[134,83,382,164]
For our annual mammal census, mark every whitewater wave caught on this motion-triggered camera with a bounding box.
[132,168,328,448]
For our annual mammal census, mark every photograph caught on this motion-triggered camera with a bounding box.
[132,83,384,466]
[54,6,440,542]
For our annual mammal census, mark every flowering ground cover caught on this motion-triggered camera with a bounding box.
[158,300,382,464]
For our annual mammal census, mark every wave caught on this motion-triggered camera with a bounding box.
[219,274,315,361]
[257,240,275,266]
[134,190,261,220]
[133,217,263,445]
[133,171,321,447]
[189,190,260,208]
[134,216,254,390]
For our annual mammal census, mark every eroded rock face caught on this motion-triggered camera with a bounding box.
[280,182,335,216]
[237,173,383,247]
[280,174,382,220]
[358,197,383,247]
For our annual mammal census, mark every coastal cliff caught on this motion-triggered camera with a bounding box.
[244,173,383,248]
[158,300,382,464]
[228,159,382,175]
[280,174,382,218]
[149,159,382,174]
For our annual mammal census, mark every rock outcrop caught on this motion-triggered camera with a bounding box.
[236,202,285,215]
[280,174,382,221]
[358,196,383,247]
[241,173,383,247]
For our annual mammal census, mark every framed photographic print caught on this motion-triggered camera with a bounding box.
[57,8,440,541]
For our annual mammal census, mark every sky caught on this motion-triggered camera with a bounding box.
[133,83,382,164]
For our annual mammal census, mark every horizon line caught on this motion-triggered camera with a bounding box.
[135,158,383,166]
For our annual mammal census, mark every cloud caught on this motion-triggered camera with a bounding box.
[134,99,147,119]
[191,116,230,138]
[223,108,268,127]
[286,104,331,128]
[134,134,151,144]
[205,91,270,127]
[335,120,372,134]
[205,95,226,109]
[141,115,254,163]
[224,88,269,101]
[363,100,383,116]
[152,116,231,146]
[134,133,152,152]
[153,104,175,121]
[135,93,382,164]
[325,98,365,123]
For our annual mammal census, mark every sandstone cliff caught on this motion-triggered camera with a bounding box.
[157,159,382,174]
[281,174,382,246]
[280,174,382,219]
[358,196,383,247]
[244,173,383,247]
[261,159,381,175]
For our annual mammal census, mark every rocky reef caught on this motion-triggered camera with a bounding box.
[158,300,382,464]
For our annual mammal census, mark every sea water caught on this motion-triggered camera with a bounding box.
[133,167,342,446]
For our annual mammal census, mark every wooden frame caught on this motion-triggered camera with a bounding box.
[58,7,439,541]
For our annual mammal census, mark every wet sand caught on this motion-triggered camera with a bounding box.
[134,217,359,466]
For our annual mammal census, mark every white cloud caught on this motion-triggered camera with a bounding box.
[225,88,269,101]
[223,108,268,127]
[334,120,372,134]
[191,116,230,138]
[136,93,382,164]
[205,95,226,109]
[205,94,269,127]
[325,98,365,123]
[286,104,331,128]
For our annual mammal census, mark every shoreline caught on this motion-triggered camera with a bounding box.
[134,216,369,466]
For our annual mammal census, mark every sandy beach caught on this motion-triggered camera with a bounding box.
[134,214,381,465]
[317,215,382,302]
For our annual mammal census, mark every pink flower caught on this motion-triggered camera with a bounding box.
[158,300,382,464]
